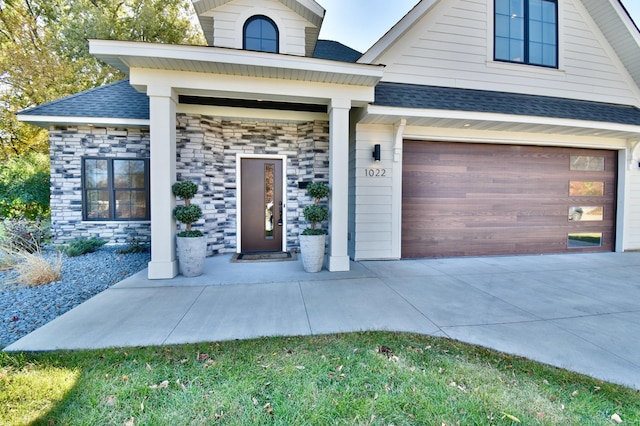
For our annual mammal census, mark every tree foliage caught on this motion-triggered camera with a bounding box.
[0,152,50,219]
[0,0,204,159]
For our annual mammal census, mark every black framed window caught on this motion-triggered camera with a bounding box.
[495,0,558,68]
[82,158,150,221]
[243,15,278,53]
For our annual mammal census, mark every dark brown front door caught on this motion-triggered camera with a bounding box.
[241,158,284,252]
[402,141,617,258]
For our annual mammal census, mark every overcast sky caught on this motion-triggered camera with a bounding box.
[317,0,640,53]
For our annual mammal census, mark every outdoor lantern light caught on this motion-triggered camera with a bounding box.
[373,144,381,162]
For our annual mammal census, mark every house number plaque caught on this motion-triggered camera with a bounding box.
[364,168,388,177]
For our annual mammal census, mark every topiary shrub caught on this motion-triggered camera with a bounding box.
[172,181,203,238]
[302,182,330,236]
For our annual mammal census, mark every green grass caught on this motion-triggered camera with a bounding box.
[1,332,638,425]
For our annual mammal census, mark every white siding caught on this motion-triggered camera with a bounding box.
[351,124,399,260]
[625,169,640,250]
[375,0,640,106]
[206,0,314,56]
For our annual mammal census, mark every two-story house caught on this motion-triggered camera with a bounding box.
[19,0,640,279]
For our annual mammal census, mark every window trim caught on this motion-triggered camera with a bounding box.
[243,15,279,53]
[82,157,150,222]
[493,0,559,69]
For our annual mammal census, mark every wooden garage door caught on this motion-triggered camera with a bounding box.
[402,141,617,258]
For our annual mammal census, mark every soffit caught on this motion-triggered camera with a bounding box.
[360,106,640,140]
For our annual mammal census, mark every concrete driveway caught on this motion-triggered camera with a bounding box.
[5,252,640,390]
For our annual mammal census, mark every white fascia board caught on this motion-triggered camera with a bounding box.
[295,0,324,17]
[89,40,384,85]
[17,114,150,128]
[366,105,640,135]
[358,0,439,64]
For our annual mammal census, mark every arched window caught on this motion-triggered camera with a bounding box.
[243,15,279,53]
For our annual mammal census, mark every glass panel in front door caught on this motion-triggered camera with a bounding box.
[265,163,275,239]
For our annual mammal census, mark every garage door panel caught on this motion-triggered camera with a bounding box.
[402,141,617,258]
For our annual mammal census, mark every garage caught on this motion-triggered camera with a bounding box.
[402,141,617,258]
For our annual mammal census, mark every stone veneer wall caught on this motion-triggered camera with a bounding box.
[48,116,330,253]
[176,114,330,255]
[49,126,151,244]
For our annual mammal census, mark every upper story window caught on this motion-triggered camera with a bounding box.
[494,0,558,68]
[244,15,279,53]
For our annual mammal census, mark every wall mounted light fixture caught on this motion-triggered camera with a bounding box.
[372,144,381,162]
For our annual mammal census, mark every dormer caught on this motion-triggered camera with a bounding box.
[191,0,325,57]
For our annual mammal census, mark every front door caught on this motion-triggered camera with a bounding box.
[240,158,284,252]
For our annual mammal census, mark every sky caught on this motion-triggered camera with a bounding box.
[317,0,640,54]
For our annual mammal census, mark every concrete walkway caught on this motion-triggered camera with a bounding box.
[5,252,640,389]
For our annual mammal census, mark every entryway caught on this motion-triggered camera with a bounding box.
[239,157,285,253]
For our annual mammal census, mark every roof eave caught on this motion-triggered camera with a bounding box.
[89,39,384,87]
[362,105,640,140]
[17,114,150,129]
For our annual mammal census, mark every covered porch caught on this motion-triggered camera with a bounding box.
[89,39,384,279]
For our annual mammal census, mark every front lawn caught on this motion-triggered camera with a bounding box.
[1,332,638,425]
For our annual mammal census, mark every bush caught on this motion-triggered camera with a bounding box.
[302,182,330,236]
[116,238,149,254]
[1,217,50,254]
[0,247,17,271]
[10,251,62,286]
[62,237,107,257]
[171,181,198,200]
[0,153,50,220]
[172,181,203,238]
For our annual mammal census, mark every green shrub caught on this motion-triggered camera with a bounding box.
[171,181,198,200]
[62,237,107,257]
[301,182,330,236]
[172,181,203,238]
[1,217,50,253]
[116,238,149,254]
[0,153,50,220]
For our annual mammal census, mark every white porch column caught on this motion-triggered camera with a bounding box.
[147,87,179,279]
[327,98,351,271]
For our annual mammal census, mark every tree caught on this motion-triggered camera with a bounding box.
[0,152,50,219]
[0,0,205,159]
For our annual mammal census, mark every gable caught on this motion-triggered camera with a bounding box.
[360,0,640,107]
[192,0,324,56]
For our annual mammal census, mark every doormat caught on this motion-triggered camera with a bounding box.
[231,252,297,263]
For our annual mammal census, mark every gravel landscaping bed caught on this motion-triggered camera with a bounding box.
[0,246,150,349]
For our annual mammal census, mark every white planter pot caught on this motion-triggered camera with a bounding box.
[176,236,207,277]
[299,234,326,273]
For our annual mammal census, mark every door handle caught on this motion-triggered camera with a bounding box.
[277,201,283,226]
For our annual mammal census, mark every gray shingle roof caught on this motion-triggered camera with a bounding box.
[19,79,149,120]
[374,82,640,126]
[313,40,362,63]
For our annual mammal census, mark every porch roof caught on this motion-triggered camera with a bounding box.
[89,40,383,87]
[17,80,150,128]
